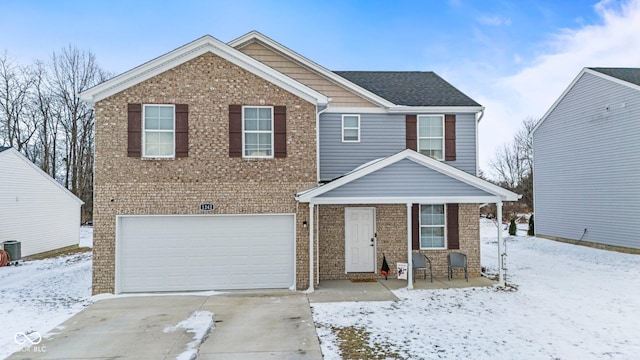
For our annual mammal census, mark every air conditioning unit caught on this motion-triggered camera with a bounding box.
[2,240,21,265]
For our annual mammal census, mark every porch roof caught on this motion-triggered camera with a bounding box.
[296,149,519,204]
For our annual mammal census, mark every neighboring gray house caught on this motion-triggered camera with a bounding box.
[532,67,640,251]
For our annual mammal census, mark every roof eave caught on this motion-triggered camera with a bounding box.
[79,35,329,106]
[387,105,485,114]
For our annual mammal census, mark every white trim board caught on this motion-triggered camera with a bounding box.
[79,35,328,107]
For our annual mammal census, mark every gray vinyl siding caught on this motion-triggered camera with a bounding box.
[319,112,477,180]
[318,159,492,198]
[533,72,640,249]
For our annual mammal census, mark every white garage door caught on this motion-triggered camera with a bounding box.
[116,214,295,293]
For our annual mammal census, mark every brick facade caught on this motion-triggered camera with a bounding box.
[317,203,480,281]
[93,52,316,294]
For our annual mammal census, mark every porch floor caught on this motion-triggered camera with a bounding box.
[308,277,496,303]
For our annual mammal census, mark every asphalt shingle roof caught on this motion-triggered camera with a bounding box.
[589,68,640,87]
[333,71,481,107]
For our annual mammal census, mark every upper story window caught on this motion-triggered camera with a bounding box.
[420,204,446,249]
[342,114,360,142]
[143,104,175,158]
[243,106,273,158]
[417,115,444,160]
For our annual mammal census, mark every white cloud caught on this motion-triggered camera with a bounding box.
[477,0,640,175]
[477,15,512,26]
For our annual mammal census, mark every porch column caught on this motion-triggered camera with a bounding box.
[407,203,413,289]
[308,202,315,292]
[497,200,505,287]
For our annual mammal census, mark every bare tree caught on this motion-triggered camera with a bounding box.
[0,51,36,150]
[49,46,109,221]
[488,117,536,210]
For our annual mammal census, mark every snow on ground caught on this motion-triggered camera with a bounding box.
[164,310,214,360]
[2,222,640,359]
[311,219,640,360]
[0,227,93,359]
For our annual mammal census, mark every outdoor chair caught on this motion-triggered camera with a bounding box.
[447,252,468,282]
[412,253,433,283]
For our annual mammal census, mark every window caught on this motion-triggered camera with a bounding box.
[417,115,444,160]
[143,105,175,158]
[342,114,360,142]
[420,204,446,249]
[243,106,273,158]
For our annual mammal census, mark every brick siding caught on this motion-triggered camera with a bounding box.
[93,52,316,294]
[317,203,481,281]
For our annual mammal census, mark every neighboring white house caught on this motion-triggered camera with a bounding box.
[532,67,640,251]
[0,147,84,257]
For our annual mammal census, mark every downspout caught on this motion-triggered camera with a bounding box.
[475,107,485,177]
[316,101,331,183]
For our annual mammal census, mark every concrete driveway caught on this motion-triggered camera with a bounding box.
[8,291,322,360]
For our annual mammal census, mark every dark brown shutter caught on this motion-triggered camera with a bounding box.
[175,104,188,157]
[412,204,420,250]
[274,106,287,158]
[447,204,459,249]
[406,115,417,151]
[127,104,142,157]
[444,114,456,161]
[229,105,242,157]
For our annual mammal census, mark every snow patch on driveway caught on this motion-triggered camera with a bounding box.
[164,310,214,360]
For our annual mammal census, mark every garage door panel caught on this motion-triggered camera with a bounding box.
[117,214,294,293]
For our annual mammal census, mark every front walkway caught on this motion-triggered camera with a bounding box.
[308,277,495,303]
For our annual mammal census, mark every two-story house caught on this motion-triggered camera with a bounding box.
[80,32,517,294]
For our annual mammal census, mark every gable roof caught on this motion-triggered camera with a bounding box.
[296,149,518,204]
[0,147,84,205]
[334,71,481,107]
[533,67,640,134]
[229,31,396,108]
[79,35,329,106]
[230,31,483,113]
[589,67,640,87]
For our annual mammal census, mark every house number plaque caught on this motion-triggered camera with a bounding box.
[200,203,214,211]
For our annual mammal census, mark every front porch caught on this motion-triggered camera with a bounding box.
[308,277,496,303]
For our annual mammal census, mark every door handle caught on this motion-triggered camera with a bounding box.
[371,238,375,246]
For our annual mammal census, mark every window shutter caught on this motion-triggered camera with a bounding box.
[406,115,417,151]
[444,114,456,161]
[175,104,188,157]
[447,204,459,249]
[412,204,420,250]
[274,105,287,158]
[127,104,142,157]
[229,105,242,157]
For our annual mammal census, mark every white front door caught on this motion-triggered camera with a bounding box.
[345,208,376,272]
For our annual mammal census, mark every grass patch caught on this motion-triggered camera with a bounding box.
[23,246,91,261]
[331,325,403,359]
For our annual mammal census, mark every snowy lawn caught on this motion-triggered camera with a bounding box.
[311,219,640,359]
[0,227,93,359]
[3,222,639,359]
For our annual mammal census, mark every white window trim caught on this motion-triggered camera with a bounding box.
[419,204,447,250]
[142,104,175,159]
[341,114,360,143]
[242,105,274,159]
[417,114,445,161]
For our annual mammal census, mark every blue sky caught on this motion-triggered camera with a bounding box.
[2,0,639,174]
